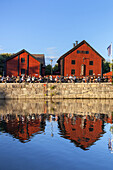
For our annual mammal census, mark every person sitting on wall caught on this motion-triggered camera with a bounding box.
[43,76,47,83]
[82,77,85,83]
[27,76,31,83]
[93,76,96,83]
[86,76,89,83]
[10,75,15,83]
[73,75,76,83]
[49,75,53,82]
[38,75,43,83]
[69,75,72,83]
[32,76,35,83]
[6,76,10,83]
[1,76,5,83]
[21,75,25,83]
[16,76,20,83]
[55,75,59,83]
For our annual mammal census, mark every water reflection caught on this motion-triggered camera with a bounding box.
[0,114,46,143]
[0,110,113,150]
[58,114,112,150]
[1,100,113,170]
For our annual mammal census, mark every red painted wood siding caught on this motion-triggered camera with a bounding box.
[63,43,102,77]
[6,56,18,77]
[6,52,40,77]
[29,55,40,76]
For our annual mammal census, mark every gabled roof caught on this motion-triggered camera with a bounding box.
[32,54,45,66]
[57,40,105,62]
[4,49,45,66]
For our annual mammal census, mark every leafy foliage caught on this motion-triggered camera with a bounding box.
[0,53,11,75]
[53,64,59,74]
[45,64,52,75]
[103,61,110,74]
[45,64,59,75]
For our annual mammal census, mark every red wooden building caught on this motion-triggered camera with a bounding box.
[4,49,45,77]
[57,40,105,77]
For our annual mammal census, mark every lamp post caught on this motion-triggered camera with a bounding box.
[50,59,53,75]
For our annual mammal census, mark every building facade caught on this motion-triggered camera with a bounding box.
[57,40,105,77]
[4,49,45,77]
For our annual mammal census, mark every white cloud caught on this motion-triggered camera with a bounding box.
[46,47,58,55]
[46,56,58,60]
[46,47,56,51]
[0,45,3,51]
[46,47,56,50]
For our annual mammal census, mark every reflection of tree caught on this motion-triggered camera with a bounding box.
[58,114,110,150]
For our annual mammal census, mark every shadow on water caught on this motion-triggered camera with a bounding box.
[0,99,113,150]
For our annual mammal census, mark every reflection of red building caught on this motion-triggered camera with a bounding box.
[58,114,112,150]
[0,115,45,143]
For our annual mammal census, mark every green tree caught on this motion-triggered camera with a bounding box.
[0,53,11,75]
[103,61,110,74]
[45,64,52,75]
[53,64,59,74]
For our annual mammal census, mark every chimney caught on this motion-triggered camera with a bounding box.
[73,43,75,47]
[76,41,78,46]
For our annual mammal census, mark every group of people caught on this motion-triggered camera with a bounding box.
[0,74,110,83]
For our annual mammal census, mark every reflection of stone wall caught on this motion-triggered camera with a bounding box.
[48,99,113,115]
[0,99,113,115]
[0,83,113,99]
[0,99,45,115]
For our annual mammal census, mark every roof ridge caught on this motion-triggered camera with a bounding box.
[4,49,44,64]
[57,40,105,62]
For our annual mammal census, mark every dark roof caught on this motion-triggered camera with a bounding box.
[32,54,45,66]
[4,49,45,66]
[57,40,105,62]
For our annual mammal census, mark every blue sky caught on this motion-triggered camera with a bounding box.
[0,0,113,65]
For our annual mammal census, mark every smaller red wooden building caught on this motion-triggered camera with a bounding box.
[4,49,45,77]
[57,40,105,77]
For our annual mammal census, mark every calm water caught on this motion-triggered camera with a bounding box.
[0,99,113,170]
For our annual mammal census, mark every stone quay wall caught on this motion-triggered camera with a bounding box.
[0,83,113,99]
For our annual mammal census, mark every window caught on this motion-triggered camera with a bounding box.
[89,128,94,131]
[82,51,86,54]
[77,50,89,54]
[71,60,75,64]
[21,58,25,63]
[21,69,25,75]
[71,69,75,75]
[89,61,93,65]
[77,50,80,53]
[89,70,93,75]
